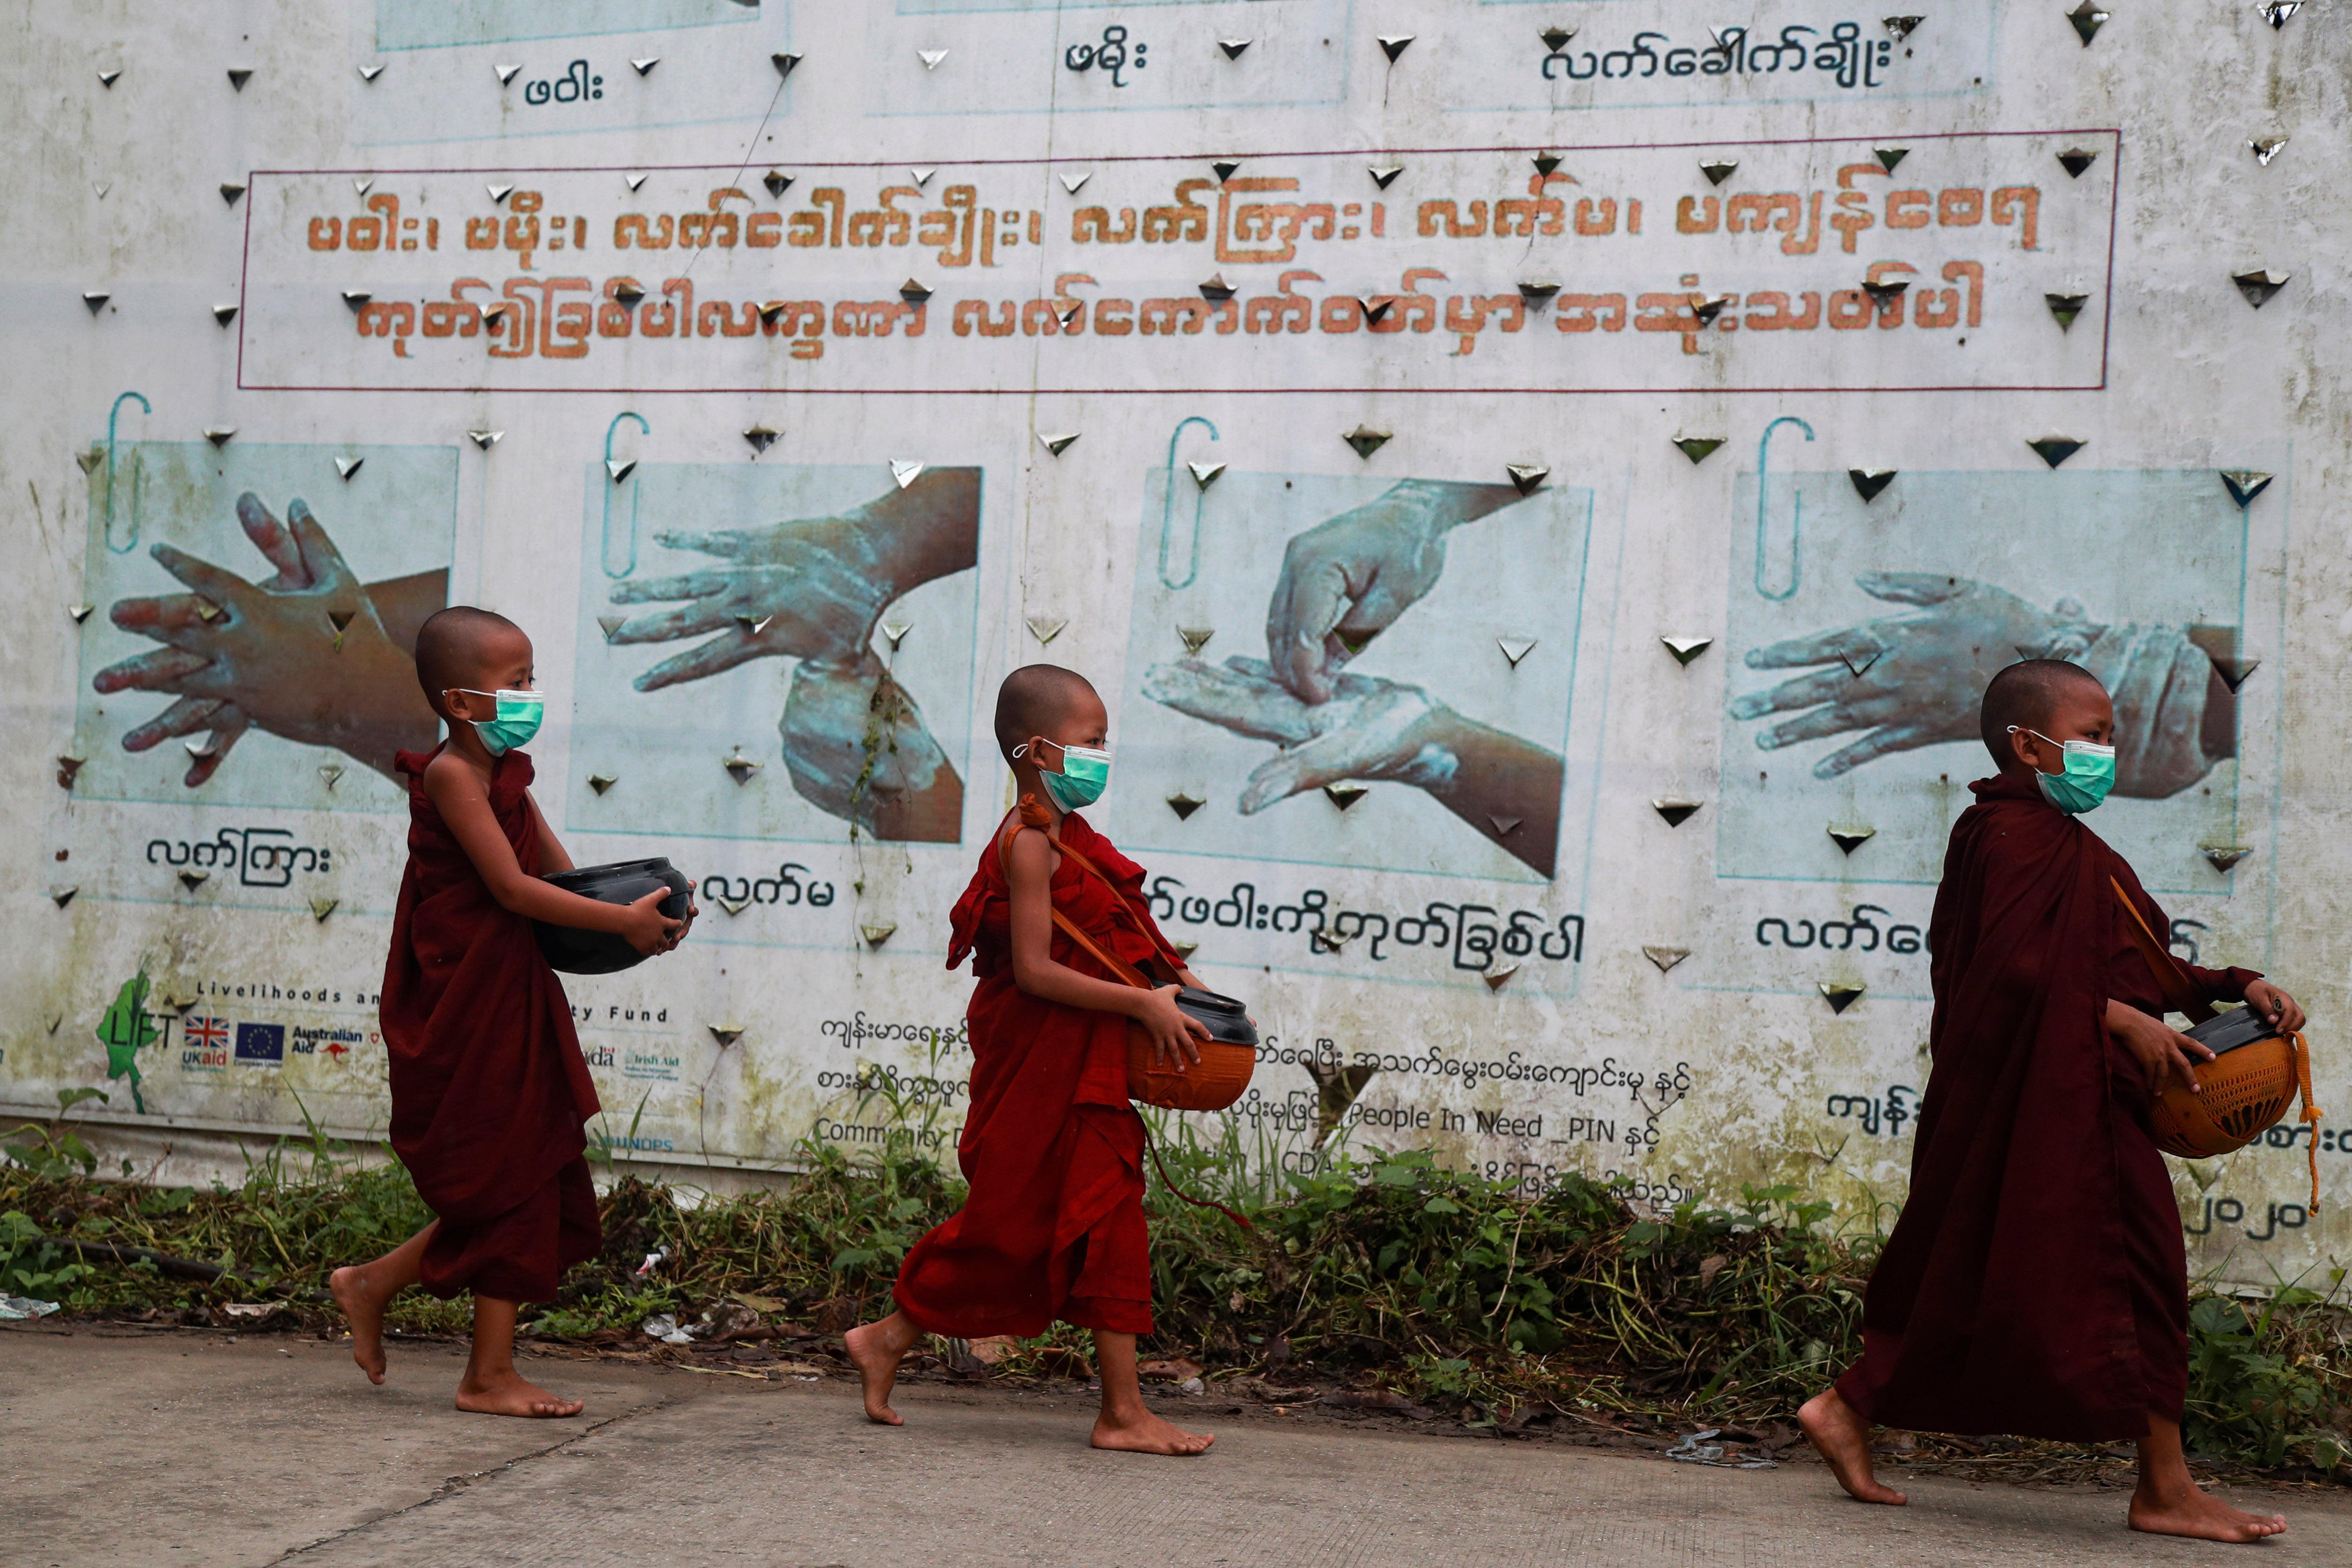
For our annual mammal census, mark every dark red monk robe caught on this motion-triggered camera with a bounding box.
[894,807,1182,1338]
[1835,770,2259,1440]
[382,747,603,1303]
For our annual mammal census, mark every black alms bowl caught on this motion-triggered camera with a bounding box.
[533,857,693,975]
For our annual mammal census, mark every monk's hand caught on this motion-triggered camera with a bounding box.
[1729,575,2099,778]
[1137,984,1207,1070]
[618,887,687,956]
[2244,980,2306,1035]
[2107,1000,2213,1095]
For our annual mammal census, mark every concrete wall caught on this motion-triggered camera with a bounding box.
[4,1,2346,1284]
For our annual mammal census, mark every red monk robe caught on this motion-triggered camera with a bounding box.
[893,807,1184,1338]
[1835,770,2260,1440]
[381,746,603,1302]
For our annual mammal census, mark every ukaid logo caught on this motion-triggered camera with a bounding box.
[181,1017,230,1071]
[234,1023,286,1067]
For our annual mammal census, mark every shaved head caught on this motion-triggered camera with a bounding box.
[1981,659,2109,766]
[994,664,1103,761]
[415,606,528,720]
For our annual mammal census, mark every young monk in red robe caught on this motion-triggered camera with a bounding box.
[1801,660,2304,1541]
[330,607,687,1417]
[845,664,1217,1455]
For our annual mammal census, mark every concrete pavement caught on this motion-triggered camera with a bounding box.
[5,1323,2347,1568]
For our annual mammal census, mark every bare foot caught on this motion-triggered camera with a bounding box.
[1092,1406,1214,1456]
[328,1266,387,1386]
[843,1320,907,1426]
[454,1365,583,1418]
[1798,1388,1907,1506]
[2130,1485,2287,1542]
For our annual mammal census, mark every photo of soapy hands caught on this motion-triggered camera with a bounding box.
[1126,469,1589,881]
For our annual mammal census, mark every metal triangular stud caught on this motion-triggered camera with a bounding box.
[2219,470,2272,509]
[1342,425,1392,459]
[310,897,338,922]
[1819,981,1866,1014]
[734,612,775,635]
[596,614,627,643]
[918,49,948,70]
[358,63,384,83]
[1497,637,1537,667]
[1378,35,1415,61]
[723,748,761,784]
[758,302,786,328]
[2207,652,2261,693]
[185,738,217,761]
[1058,171,1092,195]
[486,183,513,204]
[910,167,934,187]
[1690,294,1732,326]
[1482,964,1518,991]
[2232,268,2290,308]
[93,181,110,199]
[1038,431,1079,456]
[1025,615,1066,645]
[68,603,94,622]
[1505,464,1549,495]
[861,923,897,948]
[194,598,227,623]
[1187,461,1225,490]
[631,56,659,75]
[1324,783,1368,811]
[1212,160,1242,182]
[2028,437,2084,468]
[1517,279,1560,303]
[2257,2,2301,28]
[755,170,792,201]
[1828,825,1877,854]
[771,53,801,80]
[612,280,646,305]
[179,868,209,889]
[742,424,780,455]
[2250,136,2288,167]
[354,178,374,197]
[1839,645,1883,677]
[1176,627,1214,656]
[1167,792,1205,821]
[1849,468,1896,502]
[57,755,87,786]
[1055,302,1084,329]
[708,1023,745,1047]
[618,173,647,195]
[899,278,933,305]
[1874,147,1907,173]
[1699,158,1738,186]
[1198,274,1235,301]
[480,302,511,327]
[715,895,750,916]
[51,887,79,908]
[1540,27,1577,51]
[890,459,924,489]
[1488,815,1521,836]
[2056,148,2098,178]
[1172,939,1200,960]
[1531,153,1562,177]
[1652,798,1703,827]
[1358,297,1395,326]
[1884,17,1925,41]
[1661,635,1713,665]
[204,427,236,448]
[607,458,637,483]
[2201,844,2253,874]
[1332,627,1380,657]
[1643,945,1690,974]
[214,304,239,326]
[82,291,109,314]
[495,63,522,86]
[220,182,246,206]
[1218,38,1251,60]
[98,69,121,87]
[881,619,912,651]
[1674,437,1724,465]
[2046,292,2088,330]
[226,68,253,90]
[335,456,363,481]
[468,429,502,450]
[1859,278,1909,309]
[318,763,343,788]
[2066,3,2109,46]
[1368,165,1404,189]
[327,609,357,635]
[1310,928,1347,954]
[341,289,372,311]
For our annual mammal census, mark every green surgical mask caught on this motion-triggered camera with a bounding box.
[1018,740,1111,812]
[454,688,544,757]
[2011,726,2116,814]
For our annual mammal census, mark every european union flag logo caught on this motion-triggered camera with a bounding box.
[234,1022,286,1066]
